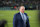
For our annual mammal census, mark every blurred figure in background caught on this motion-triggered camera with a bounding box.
[13,6,30,27]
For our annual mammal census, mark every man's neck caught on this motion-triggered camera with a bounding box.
[20,12,24,14]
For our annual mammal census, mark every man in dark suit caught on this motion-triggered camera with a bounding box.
[13,6,30,27]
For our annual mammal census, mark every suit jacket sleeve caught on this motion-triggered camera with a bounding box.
[13,14,18,27]
[27,16,30,27]
[26,13,30,27]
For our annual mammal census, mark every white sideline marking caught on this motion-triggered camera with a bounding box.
[7,22,39,24]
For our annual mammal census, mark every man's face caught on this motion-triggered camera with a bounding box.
[19,6,25,13]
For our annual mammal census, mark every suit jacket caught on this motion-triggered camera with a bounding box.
[13,12,30,27]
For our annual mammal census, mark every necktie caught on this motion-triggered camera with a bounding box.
[22,14,25,22]
[22,13,26,27]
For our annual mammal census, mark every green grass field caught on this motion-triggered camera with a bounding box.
[0,10,39,27]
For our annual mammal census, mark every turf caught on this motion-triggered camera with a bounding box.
[0,10,39,27]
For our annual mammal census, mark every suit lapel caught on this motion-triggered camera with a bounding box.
[18,12,23,21]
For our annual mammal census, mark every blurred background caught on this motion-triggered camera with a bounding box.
[0,0,40,10]
[0,0,40,27]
